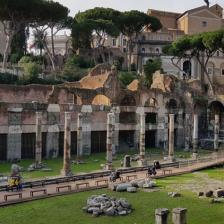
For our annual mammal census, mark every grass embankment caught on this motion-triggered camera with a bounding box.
[0,148,214,180]
[0,182,224,224]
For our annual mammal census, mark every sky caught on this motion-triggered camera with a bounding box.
[57,0,224,15]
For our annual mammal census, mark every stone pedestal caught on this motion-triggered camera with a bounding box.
[168,114,175,162]
[106,113,115,170]
[214,114,219,151]
[139,113,146,166]
[123,155,131,168]
[155,208,169,224]
[61,112,72,176]
[172,208,187,224]
[192,114,198,157]
[35,112,42,166]
[77,113,83,161]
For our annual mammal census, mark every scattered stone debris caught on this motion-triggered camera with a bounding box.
[198,192,204,197]
[27,163,52,172]
[205,190,213,198]
[214,189,224,198]
[131,154,140,162]
[168,192,181,198]
[109,179,157,193]
[83,194,133,217]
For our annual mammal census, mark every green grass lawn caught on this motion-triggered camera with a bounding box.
[0,169,224,223]
[0,185,224,224]
[0,148,215,181]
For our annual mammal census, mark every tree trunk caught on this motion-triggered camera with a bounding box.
[127,39,132,71]
[51,27,55,58]
[197,58,215,95]
[2,34,13,70]
[42,40,56,71]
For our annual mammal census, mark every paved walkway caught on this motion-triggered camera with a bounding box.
[0,156,224,206]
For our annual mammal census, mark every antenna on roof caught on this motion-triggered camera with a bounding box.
[204,0,210,7]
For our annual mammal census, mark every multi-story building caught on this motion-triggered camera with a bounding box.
[136,4,224,82]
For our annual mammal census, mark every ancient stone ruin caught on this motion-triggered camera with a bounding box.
[82,194,132,217]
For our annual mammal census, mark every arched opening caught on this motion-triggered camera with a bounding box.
[120,95,136,106]
[144,98,157,107]
[220,63,224,76]
[183,60,192,79]
[208,101,224,130]
[166,99,178,110]
[92,95,111,106]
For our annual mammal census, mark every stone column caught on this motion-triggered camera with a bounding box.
[214,114,220,151]
[192,114,198,158]
[168,114,175,162]
[105,113,114,170]
[139,113,146,166]
[172,208,187,224]
[184,114,190,151]
[35,112,42,166]
[77,113,83,161]
[155,208,169,224]
[164,113,169,151]
[111,106,120,154]
[61,112,72,176]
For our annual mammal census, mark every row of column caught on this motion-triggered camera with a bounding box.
[34,111,220,175]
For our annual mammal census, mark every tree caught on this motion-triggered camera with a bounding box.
[144,58,162,87]
[163,30,224,95]
[73,8,121,63]
[0,0,43,69]
[75,7,121,47]
[118,11,162,71]
[30,1,69,71]
[31,30,46,56]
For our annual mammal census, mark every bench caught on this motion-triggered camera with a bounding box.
[76,182,90,190]
[126,175,137,181]
[4,193,22,201]
[95,179,108,186]
[30,189,47,197]
[162,169,172,175]
[56,185,71,193]
[29,181,45,188]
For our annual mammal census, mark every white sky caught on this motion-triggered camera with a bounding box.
[56,0,224,15]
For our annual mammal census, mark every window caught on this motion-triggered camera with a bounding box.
[123,48,126,53]
[112,39,116,46]
[202,21,207,27]
[141,48,145,53]
[207,68,213,75]
[156,48,160,54]
[221,69,224,76]
[123,39,127,46]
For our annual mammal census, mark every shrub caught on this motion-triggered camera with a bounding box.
[19,62,42,82]
[118,71,138,87]
[144,58,162,87]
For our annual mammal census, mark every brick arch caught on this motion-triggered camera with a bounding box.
[92,94,111,106]
[120,94,136,106]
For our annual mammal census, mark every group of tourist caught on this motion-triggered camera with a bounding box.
[109,160,161,182]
